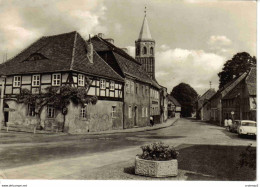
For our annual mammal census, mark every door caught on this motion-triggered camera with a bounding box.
[134,106,137,126]
[4,103,9,125]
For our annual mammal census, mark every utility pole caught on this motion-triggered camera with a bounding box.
[0,76,6,131]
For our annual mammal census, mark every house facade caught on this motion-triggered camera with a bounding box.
[222,67,256,121]
[167,94,181,118]
[90,33,161,129]
[196,88,216,121]
[208,68,255,125]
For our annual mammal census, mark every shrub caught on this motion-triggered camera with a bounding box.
[139,142,179,161]
[238,144,256,170]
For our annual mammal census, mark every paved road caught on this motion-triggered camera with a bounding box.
[1,118,256,179]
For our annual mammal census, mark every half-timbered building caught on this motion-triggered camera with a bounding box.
[0,31,125,133]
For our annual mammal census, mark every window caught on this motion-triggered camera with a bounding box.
[126,80,130,93]
[28,104,36,117]
[136,46,140,56]
[32,75,40,87]
[150,47,154,55]
[142,107,145,117]
[100,79,106,89]
[52,73,61,86]
[112,106,116,118]
[145,86,148,96]
[47,105,55,118]
[130,81,134,93]
[145,107,148,117]
[78,74,85,87]
[110,81,115,90]
[135,83,138,95]
[129,106,132,118]
[80,106,87,119]
[13,76,21,87]
[143,46,147,54]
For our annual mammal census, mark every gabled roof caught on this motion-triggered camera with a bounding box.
[209,72,248,101]
[167,94,181,107]
[197,88,216,108]
[91,35,161,89]
[0,31,123,81]
[245,67,256,96]
[137,15,153,41]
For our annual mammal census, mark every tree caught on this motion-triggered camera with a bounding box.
[171,83,198,117]
[218,52,256,88]
[17,85,98,133]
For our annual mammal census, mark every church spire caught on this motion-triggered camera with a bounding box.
[135,7,156,80]
[138,7,153,41]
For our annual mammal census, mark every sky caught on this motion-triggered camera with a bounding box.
[0,0,256,95]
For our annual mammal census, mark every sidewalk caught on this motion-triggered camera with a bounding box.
[1,117,179,135]
[84,117,179,135]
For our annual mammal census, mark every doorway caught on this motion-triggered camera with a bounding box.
[134,106,137,127]
[4,103,9,126]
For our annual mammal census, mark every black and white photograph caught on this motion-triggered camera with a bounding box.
[0,0,257,186]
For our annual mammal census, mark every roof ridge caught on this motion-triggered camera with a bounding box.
[70,32,78,70]
[42,31,77,39]
[221,72,247,97]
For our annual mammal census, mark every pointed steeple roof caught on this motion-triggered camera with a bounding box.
[138,9,153,41]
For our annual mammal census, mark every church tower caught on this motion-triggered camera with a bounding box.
[135,8,155,80]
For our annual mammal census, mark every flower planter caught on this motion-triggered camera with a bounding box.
[135,156,178,177]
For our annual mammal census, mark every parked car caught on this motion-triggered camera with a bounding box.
[227,120,239,133]
[237,120,257,137]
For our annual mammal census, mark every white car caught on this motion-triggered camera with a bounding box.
[237,120,257,137]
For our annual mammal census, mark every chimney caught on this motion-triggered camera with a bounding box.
[121,48,128,53]
[87,35,93,64]
[98,33,104,38]
[105,38,114,44]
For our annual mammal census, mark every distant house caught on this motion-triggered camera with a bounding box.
[196,88,216,120]
[167,94,181,118]
[208,67,256,125]
[160,86,168,123]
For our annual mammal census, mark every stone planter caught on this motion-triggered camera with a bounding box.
[135,156,178,177]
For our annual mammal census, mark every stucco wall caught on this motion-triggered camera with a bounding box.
[65,100,123,133]
[5,100,64,130]
[124,79,150,129]
[5,99,123,133]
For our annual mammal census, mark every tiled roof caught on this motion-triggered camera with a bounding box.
[209,74,245,101]
[167,94,181,107]
[0,31,123,81]
[246,67,256,96]
[91,36,161,89]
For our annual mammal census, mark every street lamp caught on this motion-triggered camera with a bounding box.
[0,75,6,131]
